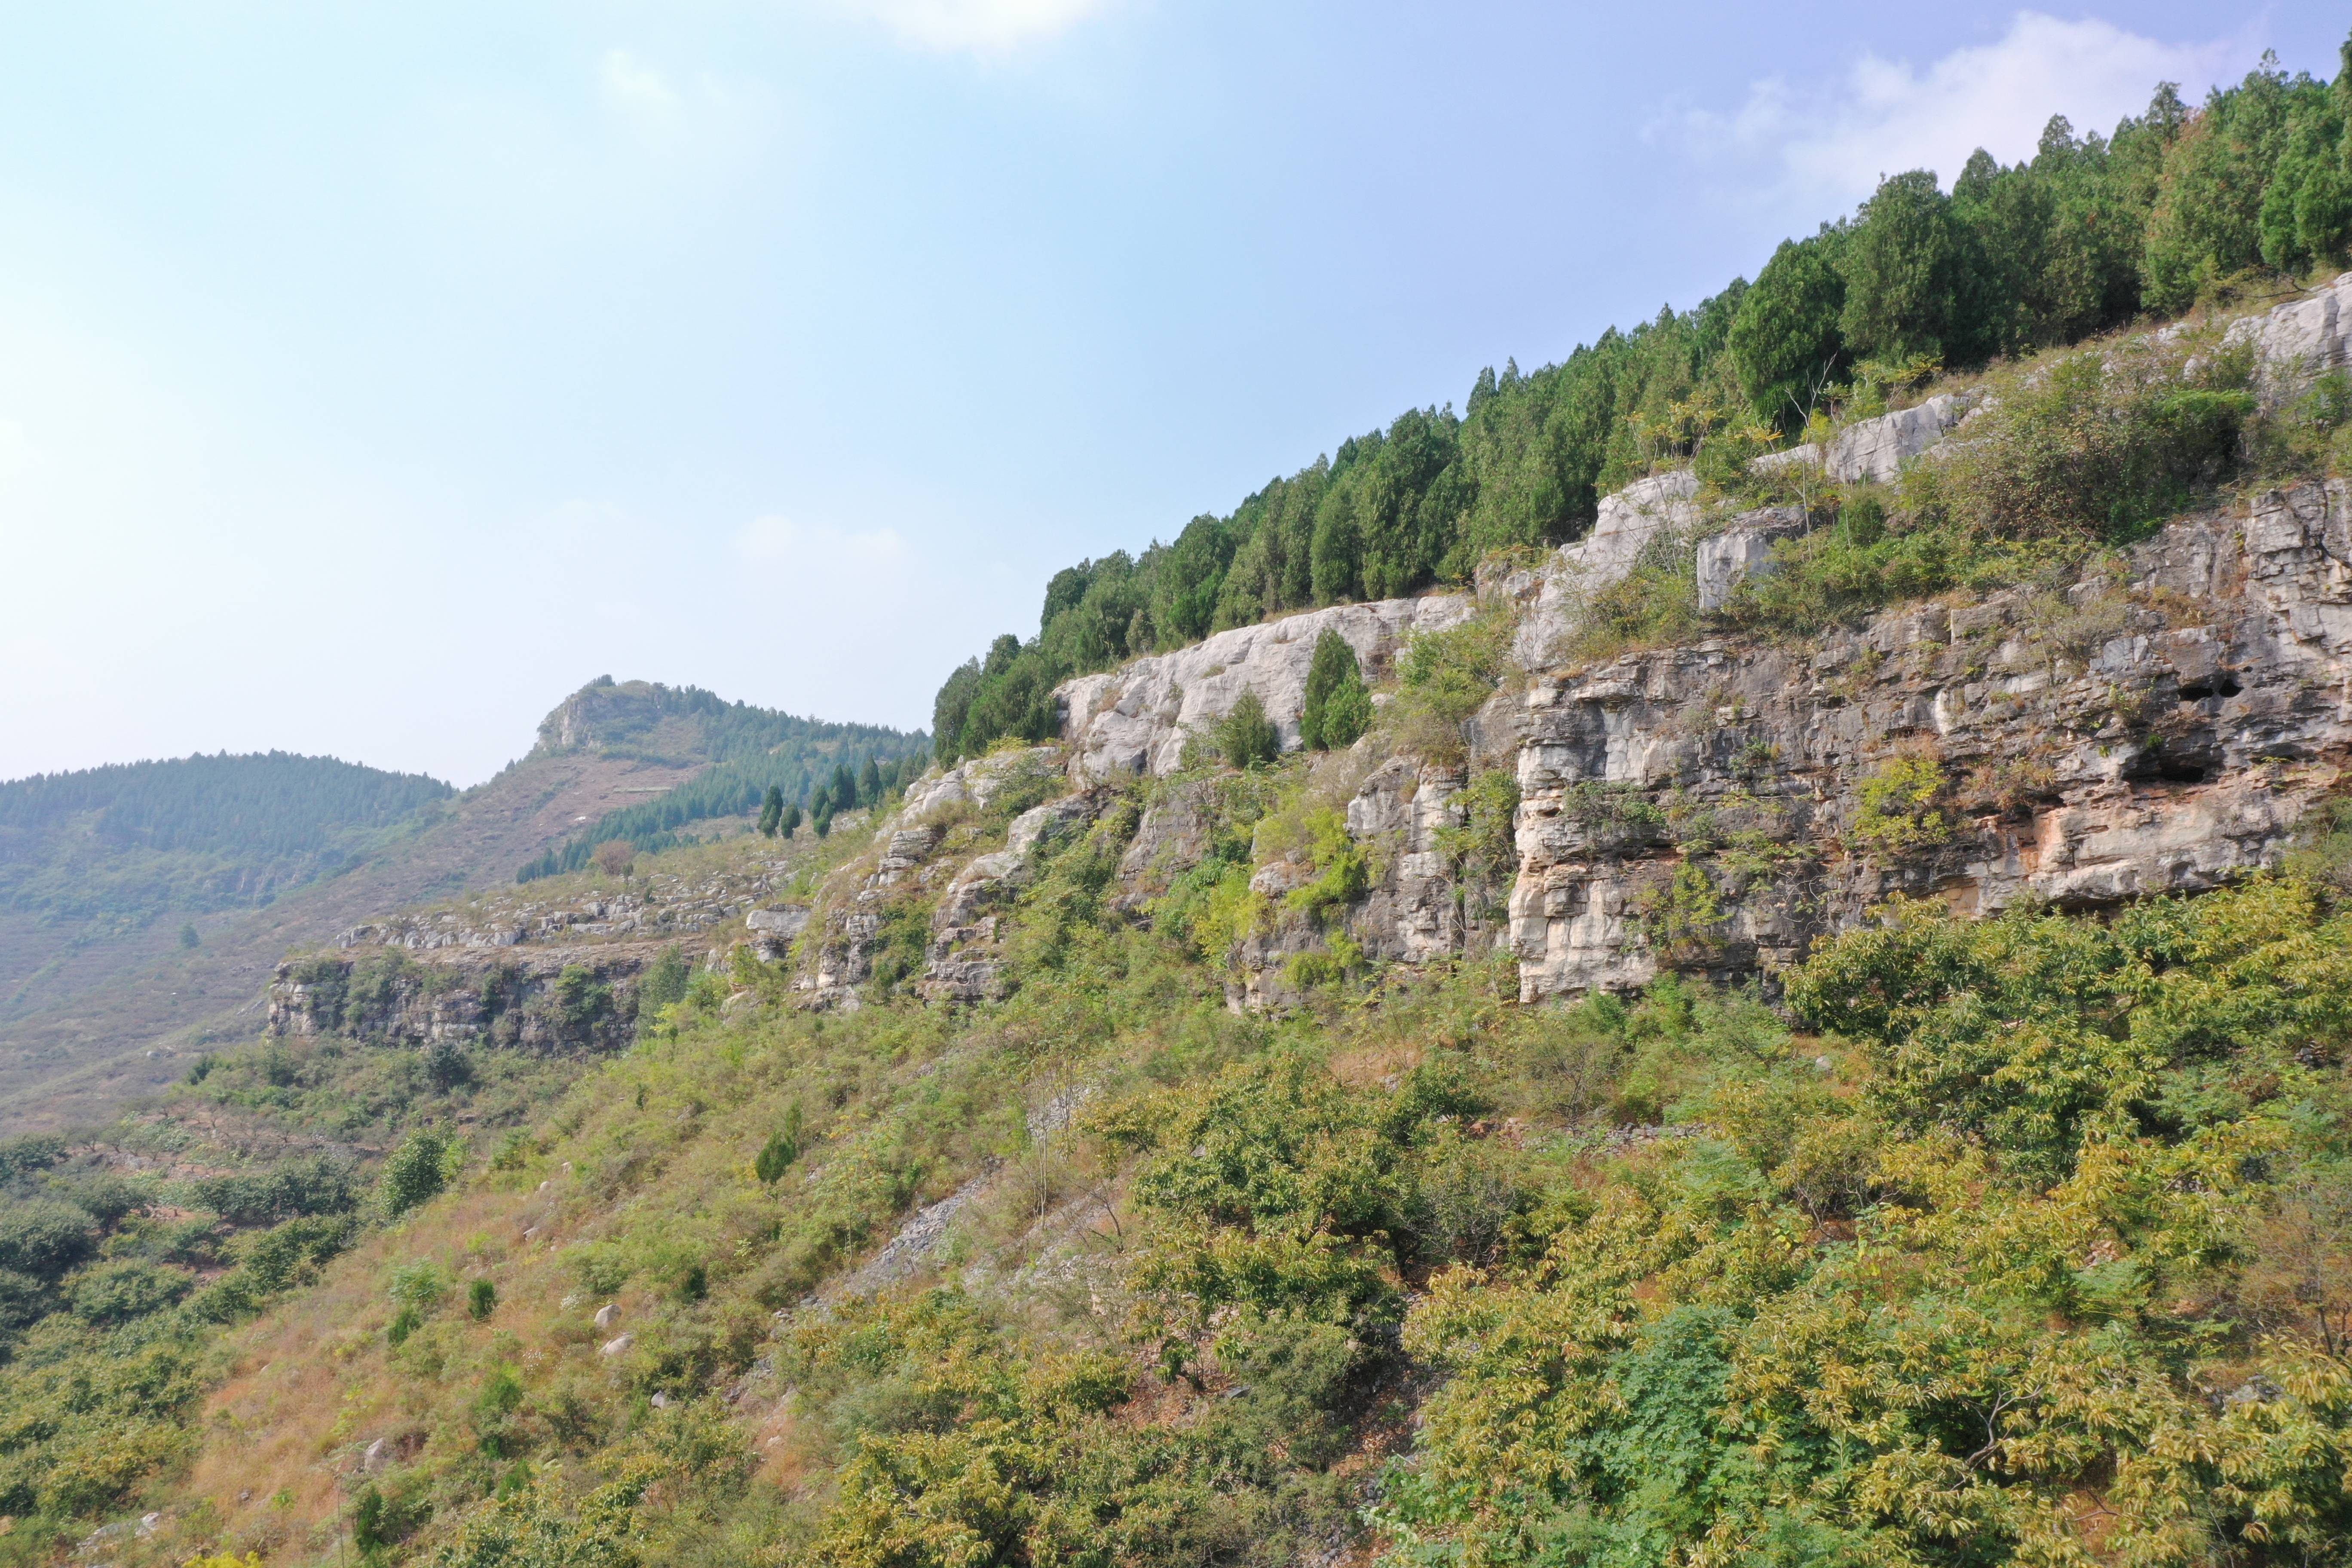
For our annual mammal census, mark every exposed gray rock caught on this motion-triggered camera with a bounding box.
[1560,469,1702,584]
[2226,272,2352,407]
[745,907,808,938]
[1512,472,1702,668]
[1752,394,1969,486]
[1059,597,1475,781]
[1111,781,1216,913]
[1696,507,1814,612]
[1510,481,2352,999]
[900,748,1063,821]
[834,1179,983,1298]
[268,944,656,1054]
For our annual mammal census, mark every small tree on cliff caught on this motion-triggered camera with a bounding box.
[1218,692,1281,770]
[1300,630,1372,750]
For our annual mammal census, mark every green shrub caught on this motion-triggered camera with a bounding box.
[1904,345,2250,544]
[67,1260,192,1326]
[197,1161,362,1231]
[755,1104,805,1184]
[1851,754,1949,851]
[0,1200,97,1280]
[638,944,691,1013]
[1300,630,1372,750]
[377,1129,462,1218]
[468,1278,497,1320]
[1214,691,1280,769]
[1388,609,1515,762]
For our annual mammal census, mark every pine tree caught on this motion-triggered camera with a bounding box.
[1301,630,1372,750]
[779,802,802,839]
[1727,231,1848,430]
[858,756,883,805]
[1840,170,1966,363]
[758,785,784,838]
[1217,691,1281,770]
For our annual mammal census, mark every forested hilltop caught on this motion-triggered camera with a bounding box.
[511,680,928,882]
[0,753,453,927]
[937,45,2352,760]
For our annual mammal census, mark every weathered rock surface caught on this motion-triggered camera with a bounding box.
[2227,271,2352,407]
[1510,482,2352,998]
[900,747,1063,820]
[1752,393,1970,485]
[1695,507,1815,612]
[1559,469,1703,584]
[268,942,659,1053]
[1059,597,1475,781]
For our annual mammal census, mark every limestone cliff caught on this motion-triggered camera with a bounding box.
[769,281,2352,1018]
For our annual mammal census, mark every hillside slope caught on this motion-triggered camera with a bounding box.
[0,681,922,1133]
[16,44,2352,1568]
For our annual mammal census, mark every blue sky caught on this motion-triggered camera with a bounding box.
[0,2,2338,785]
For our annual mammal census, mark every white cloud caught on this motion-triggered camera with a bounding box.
[1662,12,2255,208]
[830,0,1112,54]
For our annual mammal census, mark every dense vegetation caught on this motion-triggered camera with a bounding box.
[935,45,2352,761]
[44,747,2351,1568]
[0,752,453,923]
[514,681,928,881]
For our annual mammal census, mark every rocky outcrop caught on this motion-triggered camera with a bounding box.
[1509,482,2352,999]
[2227,271,2352,407]
[1752,394,1971,486]
[1558,470,1703,583]
[922,796,1105,1003]
[1058,597,1475,781]
[794,750,1103,1010]
[1695,507,1815,612]
[268,943,659,1053]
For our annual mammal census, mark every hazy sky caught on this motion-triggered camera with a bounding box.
[0,3,2338,786]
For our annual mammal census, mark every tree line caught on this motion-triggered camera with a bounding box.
[0,751,453,865]
[934,44,2352,763]
[517,750,926,881]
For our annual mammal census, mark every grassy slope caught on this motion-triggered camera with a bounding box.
[84,762,2352,1568]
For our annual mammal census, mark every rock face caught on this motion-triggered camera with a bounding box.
[2227,272,2352,406]
[1752,394,1970,485]
[1559,470,1703,584]
[268,943,658,1053]
[1695,507,1815,612]
[1059,597,1475,782]
[1510,482,2352,999]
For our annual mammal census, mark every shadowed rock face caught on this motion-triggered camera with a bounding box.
[1058,596,1475,782]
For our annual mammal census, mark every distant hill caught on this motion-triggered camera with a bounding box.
[0,751,455,925]
[0,680,925,1132]
[512,679,930,881]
